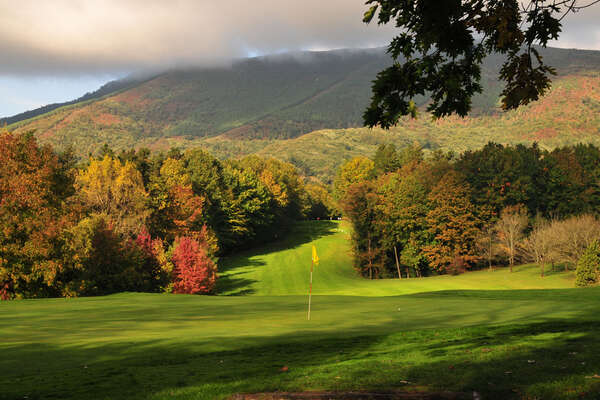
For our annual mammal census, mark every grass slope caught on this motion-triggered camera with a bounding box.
[3,221,599,399]
[218,221,575,296]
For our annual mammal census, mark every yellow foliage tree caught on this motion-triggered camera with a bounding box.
[334,156,375,200]
[76,156,149,237]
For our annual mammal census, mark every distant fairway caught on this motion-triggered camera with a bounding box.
[2,221,599,400]
[218,220,575,296]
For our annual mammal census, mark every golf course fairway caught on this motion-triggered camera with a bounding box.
[2,221,599,399]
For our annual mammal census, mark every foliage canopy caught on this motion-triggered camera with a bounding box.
[363,0,600,126]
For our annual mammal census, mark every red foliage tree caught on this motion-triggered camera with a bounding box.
[135,227,158,257]
[171,236,217,294]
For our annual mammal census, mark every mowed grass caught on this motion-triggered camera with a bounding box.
[1,221,599,399]
[218,221,576,296]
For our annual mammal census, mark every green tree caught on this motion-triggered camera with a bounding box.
[185,149,231,250]
[305,183,337,219]
[236,155,307,220]
[575,241,600,287]
[341,180,383,278]
[334,156,375,200]
[219,165,277,249]
[457,143,544,215]
[376,170,429,277]
[397,144,424,167]
[362,1,595,126]
[400,241,425,278]
[373,143,401,175]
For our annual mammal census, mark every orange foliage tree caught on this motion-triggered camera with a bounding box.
[0,132,73,299]
[422,171,481,273]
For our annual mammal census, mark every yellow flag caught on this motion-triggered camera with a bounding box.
[312,245,319,266]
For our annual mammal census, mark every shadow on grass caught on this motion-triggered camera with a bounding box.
[3,317,600,400]
[217,221,338,295]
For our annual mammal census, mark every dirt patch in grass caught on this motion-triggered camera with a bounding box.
[230,391,474,400]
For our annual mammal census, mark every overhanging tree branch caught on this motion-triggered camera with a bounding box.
[363,0,599,127]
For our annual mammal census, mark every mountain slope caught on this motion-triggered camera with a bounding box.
[8,48,395,153]
[6,47,600,179]
[172,71,599,183]
[0,77,145,126]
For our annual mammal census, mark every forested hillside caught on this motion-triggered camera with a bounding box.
[6,47,600,183]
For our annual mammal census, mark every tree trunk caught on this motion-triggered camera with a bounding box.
[406,266,411,279]
[368,239,373,280]
[488,232,493,271]
[394,246,402,279]
[509,235,515,271]
[541,263,545,278]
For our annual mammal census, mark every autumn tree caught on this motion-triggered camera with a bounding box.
[61,216,163,296]
[495,204,529,271]
[422,171,481,273]
[363,0,598,126]
[0,132,73,299]
[76,155,149,237]
[133,227,169,291]
[334,156,375,200]
[171,236,217,294]
[148,157,213,246]
[118,147,154,186]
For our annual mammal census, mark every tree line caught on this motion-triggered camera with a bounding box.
[0,132,336,300]
[337,142,600,286]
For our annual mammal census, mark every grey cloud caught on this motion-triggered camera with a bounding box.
[0,0,396,76]
[0,0,599,77]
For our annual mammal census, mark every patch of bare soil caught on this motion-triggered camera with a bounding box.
[229,391,474,400]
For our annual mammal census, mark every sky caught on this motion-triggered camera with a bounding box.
[1,0,600,118]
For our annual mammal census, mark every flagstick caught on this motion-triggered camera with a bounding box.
[307,259,313,320]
